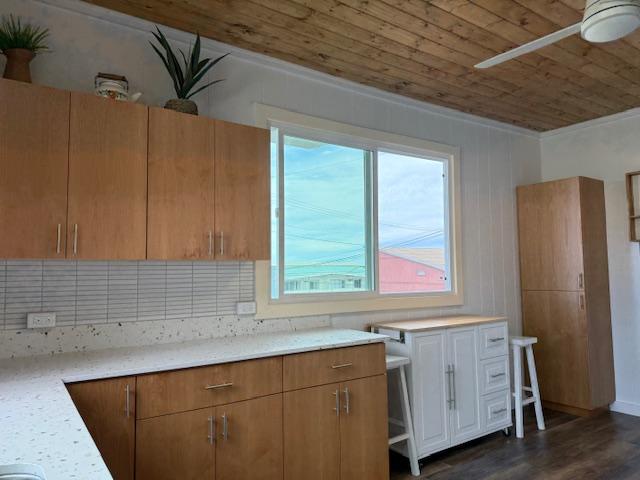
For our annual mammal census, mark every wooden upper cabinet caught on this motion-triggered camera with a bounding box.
[214,120,270,260]
[67,93,148,259]
[0,79,69,258]
[67,377,136,480]
[517,177,585,291]
[147,108,215,259]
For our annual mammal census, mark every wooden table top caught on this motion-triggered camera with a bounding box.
[372,315,506,333]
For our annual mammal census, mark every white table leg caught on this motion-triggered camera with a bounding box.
[513,344,524,438]
[525,344,546,431]
[399,366,420,476]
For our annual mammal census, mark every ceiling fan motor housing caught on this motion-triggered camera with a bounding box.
[581,0,640,42]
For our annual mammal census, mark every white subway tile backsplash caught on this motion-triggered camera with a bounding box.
[0,260,255,330]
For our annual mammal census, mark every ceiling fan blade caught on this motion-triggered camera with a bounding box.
[474,23,581,69]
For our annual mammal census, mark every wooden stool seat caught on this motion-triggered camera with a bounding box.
[510,336,545,438]
[386,354,420,477]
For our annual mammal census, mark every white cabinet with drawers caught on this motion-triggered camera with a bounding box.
[375,317,511,460]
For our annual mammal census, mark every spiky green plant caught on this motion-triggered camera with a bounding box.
[150,27,228,100]
[0,15,49,54]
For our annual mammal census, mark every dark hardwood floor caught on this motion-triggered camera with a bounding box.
[390,407,640,480]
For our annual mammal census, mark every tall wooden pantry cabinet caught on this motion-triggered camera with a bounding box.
[516,177,615,415]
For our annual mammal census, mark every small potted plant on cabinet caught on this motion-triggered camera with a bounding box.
[0,15,49,83]
[150,27,228,115]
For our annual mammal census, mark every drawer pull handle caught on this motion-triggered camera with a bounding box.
[490,373,506,379]
[489,337,505,343]
[205,382,234,390]
[331,362,353,369]
[492,408,507,415]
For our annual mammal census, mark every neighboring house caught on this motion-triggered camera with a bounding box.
[378,248,446,294]
[275,247,446,294]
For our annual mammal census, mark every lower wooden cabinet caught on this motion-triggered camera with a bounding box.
[68,344,389,480]
[66,376,136,480]
[136,408,215,480]
[284,375,389,480]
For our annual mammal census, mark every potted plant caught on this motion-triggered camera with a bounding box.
[150,27,228,115]
[0,15,49,83]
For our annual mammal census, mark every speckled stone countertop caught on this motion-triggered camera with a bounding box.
[0,328,386,480]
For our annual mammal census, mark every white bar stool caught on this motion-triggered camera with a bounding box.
[386,354,420,477]
[510,336,546,438]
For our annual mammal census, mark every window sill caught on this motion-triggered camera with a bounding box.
[254,261,463,319]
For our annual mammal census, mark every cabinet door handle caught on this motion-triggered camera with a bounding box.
[445,364,453,410]
[56,224,61,254]
[72,224,78,256]
[579,294,585,310]
[451,365,457,410]
[578,273,584,289]
[221,413,228,441]
[492,408,507,415]
[219,231,224,256]
[489,337,505,343]
[208,231,213,257]
[207,416,215,445]
[205,382,233,390]
[490,372,506,379]
[124,384,131,418]
[342,387,350,415]
[333,389,340,417]
[331,362,353,369]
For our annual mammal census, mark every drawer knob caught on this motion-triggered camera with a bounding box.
[205,382,234,390]
[331,362,353,369]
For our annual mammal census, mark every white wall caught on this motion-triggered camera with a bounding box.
[541,114,640,417]
[0,0,540,342]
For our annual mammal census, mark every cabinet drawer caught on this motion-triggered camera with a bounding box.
[283,343,385,391]
[479,356,510,395]
[480,389,511,431]
[136,356,282,418]
[478,323,508,359]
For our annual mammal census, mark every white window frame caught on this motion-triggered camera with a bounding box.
[254,104,463,319]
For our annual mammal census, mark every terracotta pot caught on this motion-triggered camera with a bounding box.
[2,48,35,83]
[164,98,198,115]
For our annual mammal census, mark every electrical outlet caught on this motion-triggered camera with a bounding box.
[236,301,257,316]
[27,312,56,329]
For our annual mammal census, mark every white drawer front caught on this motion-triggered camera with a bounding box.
[479,356,509,395]
[478,323,508,359]
[481,389,511,431]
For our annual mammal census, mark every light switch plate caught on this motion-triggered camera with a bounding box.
[236,301,257,316]
[27,312,56,329]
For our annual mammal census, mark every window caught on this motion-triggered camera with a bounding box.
[270,127,452,301]
[256,105,461,318]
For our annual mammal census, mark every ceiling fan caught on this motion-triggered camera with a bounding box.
[475,0,640,68]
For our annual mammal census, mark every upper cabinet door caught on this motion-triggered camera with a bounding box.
[148,108,215,259]
[517,178,584,291]
[0,79,69,258]
[214,120,270,260]
[68,93,148,259]
[339,375,389,480]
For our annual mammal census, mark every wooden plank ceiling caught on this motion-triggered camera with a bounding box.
[83,0,640,131]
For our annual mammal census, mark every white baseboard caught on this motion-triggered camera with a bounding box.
[610,400,640,417]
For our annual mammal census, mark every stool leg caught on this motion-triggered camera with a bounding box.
[525,345,546,431]
[399,365,420,476]
[512,344,524,439]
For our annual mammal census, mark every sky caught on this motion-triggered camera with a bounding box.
[270,130,446,280]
